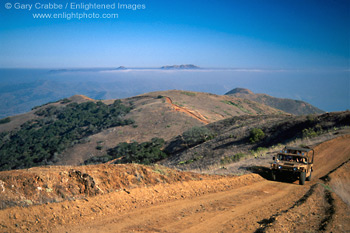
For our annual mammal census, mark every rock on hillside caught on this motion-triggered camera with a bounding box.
[225,88,324,115]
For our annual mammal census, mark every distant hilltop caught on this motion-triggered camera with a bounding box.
[49,68,117,73]
[161,64,200,70]
[115,66,127,70]
[49,65,201,73]
[225,88,325,115]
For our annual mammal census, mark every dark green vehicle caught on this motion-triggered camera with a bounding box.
[270,146,314,185]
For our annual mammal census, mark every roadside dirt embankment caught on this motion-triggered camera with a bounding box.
[0,173,263,232]
[0,164,232,210]
[328,161,350,206]
[0,135,349,233]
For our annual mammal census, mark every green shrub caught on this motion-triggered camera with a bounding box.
[302,129,318,138]
[0,117,10,124]
[84,155,113,165]
[255,147,267,153]
[60,98,72,104]
[180,91,196,96]
[302,124,323,138]
[221,153,246,164]
[250,147,268,157]
[182,126,215,147]
[306,114,316,122]
[249,128,265,143]
[221,100,252,114]
[152,166,166,175]
[85,138,167,165]
[178,155,203,165]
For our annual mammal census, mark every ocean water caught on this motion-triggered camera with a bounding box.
[0,68,349,118]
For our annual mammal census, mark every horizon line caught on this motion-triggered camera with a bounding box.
[1,67,349,73]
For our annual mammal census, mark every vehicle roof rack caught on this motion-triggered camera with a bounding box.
[284,146,312,152]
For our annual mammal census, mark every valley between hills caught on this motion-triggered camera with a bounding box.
[0,88,349,232]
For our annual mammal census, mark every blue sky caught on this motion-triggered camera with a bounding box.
[0,0,349,69]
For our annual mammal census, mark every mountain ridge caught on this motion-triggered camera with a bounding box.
[225,88,324,115]
[1,88,341,173]
[0,89,284,170]
[160,64,200,70]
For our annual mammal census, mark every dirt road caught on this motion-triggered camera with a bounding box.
[1,135,349,232]
[56,180,307,233]
[165,97,209,124]
[56,135,350,233]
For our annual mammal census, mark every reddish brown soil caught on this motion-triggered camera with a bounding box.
[74,95,94,101]
[165,97,209,124]
[0,164,227,210]
[329,160,350,206]
[0,135,349,233]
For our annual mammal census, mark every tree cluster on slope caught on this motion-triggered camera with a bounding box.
[0,100,134,171]
[84,138,167,165]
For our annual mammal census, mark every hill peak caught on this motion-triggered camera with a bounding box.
[225,87,324,115]
[225,88,254,95]
[161,64,200,70]
[69,95,94,102]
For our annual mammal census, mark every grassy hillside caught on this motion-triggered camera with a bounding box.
[0,90,284,170]
[226,88,324,115]
[0,99,134,171]
[160,111,350,170]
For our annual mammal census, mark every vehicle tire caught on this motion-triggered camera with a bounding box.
[306,171,312,181]
[271,171,277,181]
[299,172,306,185]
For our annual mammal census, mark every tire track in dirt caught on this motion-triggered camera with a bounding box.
[254,135,350,233]
[57,180,303,233]
[165,97,209,124]
[1,135,349,232]
[254,184,317,233]
[0,174,264,233]
[59,135,349,233]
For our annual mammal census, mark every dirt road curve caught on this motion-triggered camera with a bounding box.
[55,135,350,233]
[0,135,349,233]
[165,97,209,124]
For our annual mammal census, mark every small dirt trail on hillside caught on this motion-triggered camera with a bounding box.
[56,135,350,233]
[165,97,209,124]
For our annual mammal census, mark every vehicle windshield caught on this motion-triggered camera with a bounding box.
[283,149,306,156]
[277,154,307,163]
